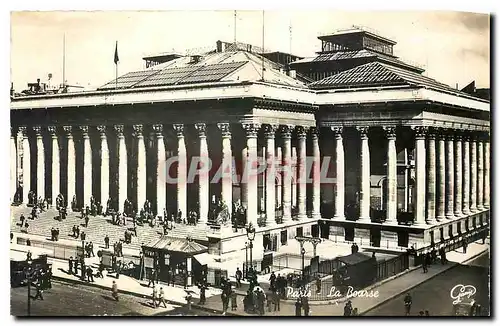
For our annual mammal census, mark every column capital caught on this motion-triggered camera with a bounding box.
[173,124,184,137]
[356,126,369,139]
[427,130,436,140]
[194,123,207,137]
[242,122,261,138]
[114,124,125,136]
[469,132,479,142]
[133,124,144,137]
[33,126,43,136]
[152,124,164,136]
[279,124,294,139]
[79,125,89,135]
[217,122,231,138]
[96,125,106,133]
[412,126,429,139]
[382,126,397,139]
[295,126,308,139]
[331,126,343,139]
[310,126,319,140]
[263,124,278,139]
[48,126,58,137]
[19,126,28,137]
[63,125,73,136]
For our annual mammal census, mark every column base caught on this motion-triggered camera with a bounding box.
[436,215,446,223]
[297,213,307,220]
[470,207,478,213]
[311,212,321,219]
[426,218,437,225]
[384,219,398,225]
[445,213,455,219]
[477,205,485,211]
[380,230,398,249]
[332,214,345,220]
[462,209,471,216]
[354,228,370,246]
[329,226,344,241]
[357,217,371,223]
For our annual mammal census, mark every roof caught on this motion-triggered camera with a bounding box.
[308,61,470,97]
[318,27,397,45]
[291,49,423,73]
[144,236,208,254]
[99,50,306,90]
[336,252,373,265]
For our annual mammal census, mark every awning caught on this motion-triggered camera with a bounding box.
[193,252,223,269]
[144,236,207,254]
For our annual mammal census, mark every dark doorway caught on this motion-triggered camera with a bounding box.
[311,224,319,238]
[345,226,354,242]
[397,231,409,247]
[370,228,381,247]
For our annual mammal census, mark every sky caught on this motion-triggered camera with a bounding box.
[10,10,490,91]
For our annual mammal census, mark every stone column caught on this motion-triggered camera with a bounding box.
[80,126,92,207]
[243,123,260,226]
[64,126,76,209]
[311,127,321,218]
[291,147,297,209]
[280,125,293,223]
[357,126,371,222]
[426,130,436,224]
[20,127,31,204]
[484,135,490,209]
[276,147,282,212]
[477,136,484,211]
[332,127,345,219]
[462,134,471,215]
[48,126,60,207]
[218,123,233,216]
[134,125,147,211]
[383,126,398,224]
[97,126,109,208]
[11,128,17,203]
[263,124,277,225]
[436,132,446,221]
[195,123,209,224]
[115,125,127,213]
[454,133,463,216]
[445,132,455,219]
[413,126,427,226]
[173,124,187,219]
[470,134,478,212]
[153,124,166,216]
[34,126,45,199]
[241,147,248,208]
[296,126,307,219]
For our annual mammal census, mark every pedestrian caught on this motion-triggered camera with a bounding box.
[418,311,424,316]
[269,271,276,290]
[344,300,353,316]
[199,282,206,305]
[230,290,237,311]
[235,267,242,288]
[185,292,193,312]
[148,270,156,287]
[87,267,95,282]
[26,238,31,246]
[302,296,310,316]
[404,292,412,316]
[421,254,428,273]
[462,239,468,254]
[295,298,302,316]
[151,286,158,308]
[89,242,95,257]
[68,256,73,274]
[96,263,104,278]
[273,290,280,312]
[85,214,89,227]
[112,280,119,301]
[158,287,167,308]
[104,235,110,249]
[425,310,430,316]
[352,307,358,316]
[33,281,44,300]
[74,258,79,275]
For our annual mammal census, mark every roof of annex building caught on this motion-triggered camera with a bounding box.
[98,50,306,90]
[308,61,475,97]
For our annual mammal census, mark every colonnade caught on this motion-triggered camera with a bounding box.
[10,124,490,227]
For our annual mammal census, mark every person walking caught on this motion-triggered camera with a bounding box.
[33,281,44,300]
[151,286,158,308]
[86,266,95,283]
[235,267,242,288]
[68,257,73,274]
[344,300,353,316]
[104,235,110,249]
[112,280,119,301]
[89,242,95,257]
[404,292,412,316]
[295,298,302,316]
[158,287,167,308]
[199,282,206,305]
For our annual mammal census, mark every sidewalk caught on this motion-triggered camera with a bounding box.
[196,241,489,316]
[10,240,488,316]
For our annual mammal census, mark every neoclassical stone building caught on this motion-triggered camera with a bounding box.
[10,29,490,273]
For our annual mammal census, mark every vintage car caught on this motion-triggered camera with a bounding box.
[452,298,481,316]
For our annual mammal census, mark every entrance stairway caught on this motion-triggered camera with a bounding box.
[10,206,209,252]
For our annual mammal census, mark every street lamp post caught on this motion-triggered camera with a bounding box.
[25,256,34,316]
[246,222,256,279]
[244,242,249,280]
[301,246,306,283]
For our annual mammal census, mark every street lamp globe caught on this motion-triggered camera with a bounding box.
[246,222,256,241]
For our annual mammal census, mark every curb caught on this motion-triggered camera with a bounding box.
[359,248,488,316]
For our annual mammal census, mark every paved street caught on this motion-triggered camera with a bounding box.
[365,252,490,316]
[10,279,211,317]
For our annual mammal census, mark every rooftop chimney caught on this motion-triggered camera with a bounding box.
[216,40,223,53]
[289,70,297,78]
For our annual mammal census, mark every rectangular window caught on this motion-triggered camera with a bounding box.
[296,227,303,237]
[280,230,288,246]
